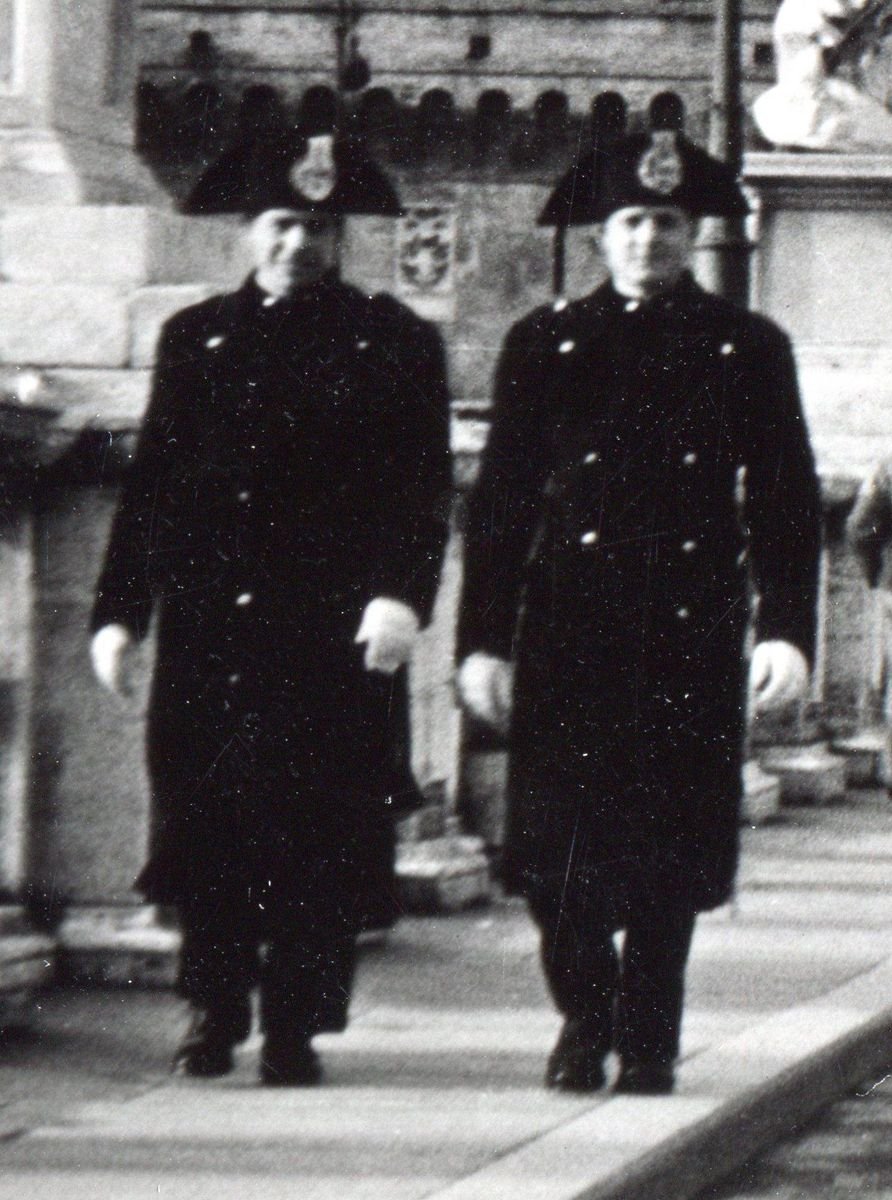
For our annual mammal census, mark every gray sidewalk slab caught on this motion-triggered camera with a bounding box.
[2,795,892,1200]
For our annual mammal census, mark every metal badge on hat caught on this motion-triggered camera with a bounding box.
[637,131,683,195]
[289,134,337,201]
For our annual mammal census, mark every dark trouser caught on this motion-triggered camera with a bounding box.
[177,899,358,1042]
[527,888,697,1065]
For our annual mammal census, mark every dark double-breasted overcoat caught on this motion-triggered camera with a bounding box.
[458,274,821,922]
[93,273,451,931]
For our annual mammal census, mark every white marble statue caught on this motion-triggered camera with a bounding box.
[753,0,892,151]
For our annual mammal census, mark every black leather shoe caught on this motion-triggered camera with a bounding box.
[172,1004,248,1079]
[545,1020,607,1093]
[259,1037,322,1087]
[614,1061,675,1095]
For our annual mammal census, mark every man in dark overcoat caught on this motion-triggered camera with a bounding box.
[456,123,821,1094]
[90,131,451,1085]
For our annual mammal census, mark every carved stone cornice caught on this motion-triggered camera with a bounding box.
[745,151,892,211]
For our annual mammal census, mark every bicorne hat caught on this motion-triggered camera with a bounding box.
[182,130,404,218]
[538,125,749,226]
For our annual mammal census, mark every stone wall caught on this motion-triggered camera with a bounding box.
[137,0,778,120]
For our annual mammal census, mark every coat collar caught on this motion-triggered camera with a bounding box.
[591,270,707,320]
[235,269,346,317]
[541,272,721,365]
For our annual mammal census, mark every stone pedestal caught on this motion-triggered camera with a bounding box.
[745,153,892,478]
[741,760,782,826]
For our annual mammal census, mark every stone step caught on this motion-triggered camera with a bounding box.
[56,905,178,989]
[759,743,848,806]
[830,728,887,789]
[397,835,492,913]
[0,921,56,1031]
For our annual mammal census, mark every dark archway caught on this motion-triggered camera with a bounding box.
[356,87,401,157]
[648,91,686,132]
[533,89,570,140]
[509,89,569,168]
[472,89,512,164]
[415,88,460,163]
[590,91,628,142]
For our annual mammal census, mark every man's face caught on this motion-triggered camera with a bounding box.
[598,206,694,299]
[248,209,341,297]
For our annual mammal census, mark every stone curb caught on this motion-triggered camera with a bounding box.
[427,955,892,1200]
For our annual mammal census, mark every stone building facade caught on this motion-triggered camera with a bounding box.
[130,0,786,227]
[137,0,780,128]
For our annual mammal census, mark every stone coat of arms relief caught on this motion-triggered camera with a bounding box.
[396,205,456,321]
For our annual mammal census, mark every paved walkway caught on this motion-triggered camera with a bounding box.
[2,792,892,1200]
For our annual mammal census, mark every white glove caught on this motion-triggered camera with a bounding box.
[749,640,809,715]
[355,597,420,674]
[456,652,514,735]
[90,623,137,697]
